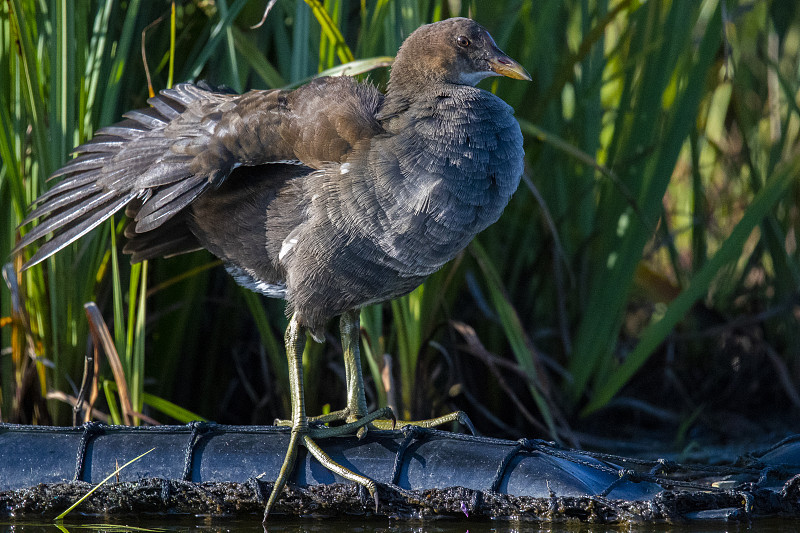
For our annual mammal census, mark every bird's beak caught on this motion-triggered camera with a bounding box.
[488,53,532,81]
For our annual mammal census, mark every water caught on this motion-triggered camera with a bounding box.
[1,518,799,533]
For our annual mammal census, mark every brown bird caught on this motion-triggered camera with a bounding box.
[15,17,530,517]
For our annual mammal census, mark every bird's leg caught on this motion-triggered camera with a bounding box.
[340,312,475,435]
[272,308,472,437]
[264,314,382,521]
[330,309,385,437]
[341,309,369,422]
[279,309,385,431]
[264,314,307,520]
[317,310,475,436]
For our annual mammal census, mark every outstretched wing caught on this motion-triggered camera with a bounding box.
[14,77,384,269]
[15,84,279,268]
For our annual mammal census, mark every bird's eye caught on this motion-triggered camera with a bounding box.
[456,36,470,47]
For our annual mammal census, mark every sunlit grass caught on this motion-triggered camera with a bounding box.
[1,0,797,440]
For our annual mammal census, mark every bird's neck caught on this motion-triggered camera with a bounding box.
[379,74,451,122]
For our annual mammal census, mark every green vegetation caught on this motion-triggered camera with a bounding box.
[1,0,798,445]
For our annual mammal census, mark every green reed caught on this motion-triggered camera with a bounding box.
[1,0,797,438]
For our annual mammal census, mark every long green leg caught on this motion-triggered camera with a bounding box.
[264,311,473,521]
[274,309,387,429]
[264,314,307,521]
[284,308,472,435]
[295,310,390,436]
[341,309,371,428]
[263,314,385,522]
[339,309,474,435]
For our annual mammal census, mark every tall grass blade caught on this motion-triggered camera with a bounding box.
[569,0,723,404]
[184,0,249,81]
[141,391,205,423]
[84,302,132,425]
[231,26,285,88]
[240,288,289,414]
[8,0,51,177]
[585,152,800,414]
[100,0,142,126]
[303,0,354,64]
[168,2,176,88]
[55,448,155,520]
[470,240,558,438]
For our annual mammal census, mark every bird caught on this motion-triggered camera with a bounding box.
[14,17,530,518]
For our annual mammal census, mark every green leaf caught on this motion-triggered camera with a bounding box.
[568,0,723,404]
[584,153,800,414]
[142,391,205,423]
[470,240,557,438]
[303,0,354,64]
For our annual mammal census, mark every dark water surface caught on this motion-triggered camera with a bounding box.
[2,518,800,533]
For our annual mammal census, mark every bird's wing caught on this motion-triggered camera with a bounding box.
[120,199,203,263]
[14,78,383,269]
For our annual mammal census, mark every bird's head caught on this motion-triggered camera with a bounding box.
[390,18,531,90]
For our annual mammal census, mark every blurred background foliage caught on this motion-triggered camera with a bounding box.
[1,0,799,451]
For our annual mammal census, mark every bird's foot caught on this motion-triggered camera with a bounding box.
[371,410,477,435]
[275,406,396,438]
[264,407,393,521]
[276,408,475,436]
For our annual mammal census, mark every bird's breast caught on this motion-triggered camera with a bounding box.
[276,88,524,324]
[364,89,524,272]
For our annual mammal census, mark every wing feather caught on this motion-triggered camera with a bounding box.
[16,78,383,270]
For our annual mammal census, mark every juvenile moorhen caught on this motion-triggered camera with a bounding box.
[15,17,530,517]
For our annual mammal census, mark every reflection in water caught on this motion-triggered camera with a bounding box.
[1,518,799,533]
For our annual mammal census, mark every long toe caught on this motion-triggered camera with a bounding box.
[302,435,380,512]
[370,410,475,435]
[307,406,394,439]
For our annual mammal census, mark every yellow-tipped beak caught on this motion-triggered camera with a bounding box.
[489,55,532,81]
